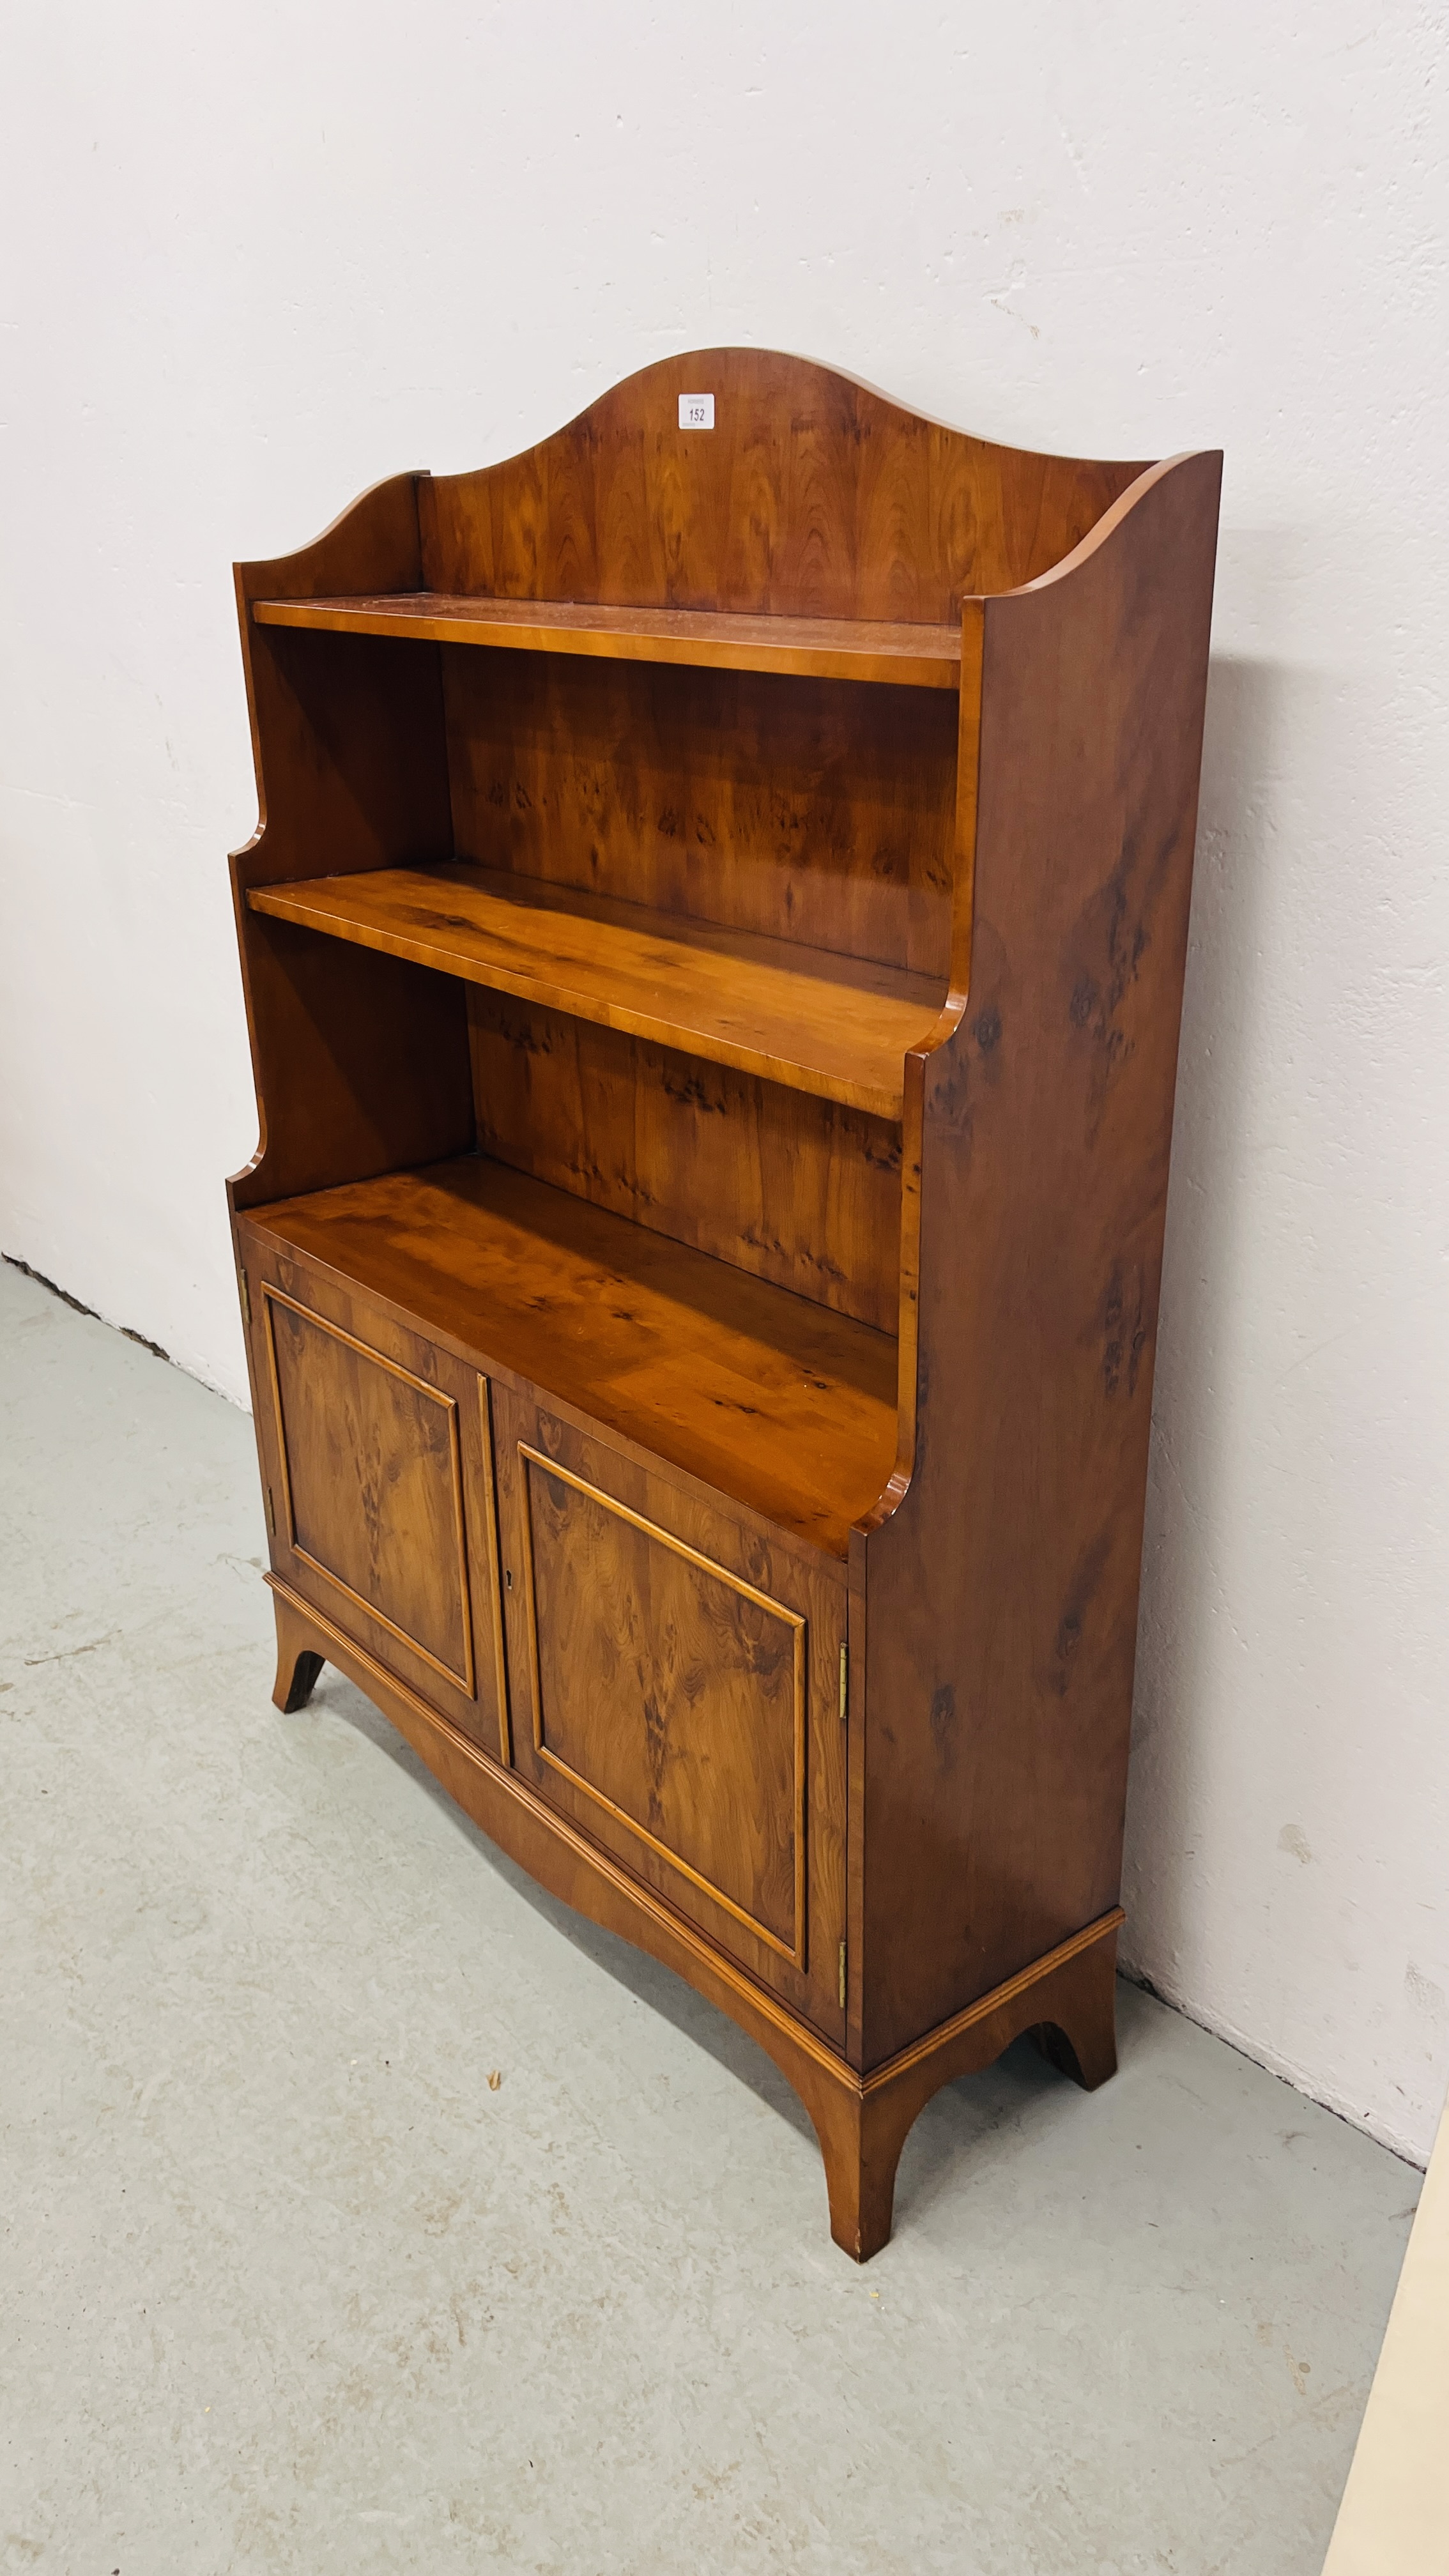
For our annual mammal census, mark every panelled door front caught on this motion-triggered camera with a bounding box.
[238,1231,509,1760]
[491,1386,847,2043]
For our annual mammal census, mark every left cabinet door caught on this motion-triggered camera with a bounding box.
[236,1230,509,1759]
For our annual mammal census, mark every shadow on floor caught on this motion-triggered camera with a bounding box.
[310,1663,1107,2225]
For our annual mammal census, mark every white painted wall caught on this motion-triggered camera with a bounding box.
[3,3,1446,2159]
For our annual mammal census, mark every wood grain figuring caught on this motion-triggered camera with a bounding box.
[516,1444,806,1961]
[857,450,1223,2065]
[418,348,1146,614]
[253,592,963,689]
[242,1156,900,1560]
[441,650,959,979]
[466,989,902,1335]
[490,1393,847,2031]
[239,1248,509,1761]
[263,1285,474,1692]
[249,861,945,1118]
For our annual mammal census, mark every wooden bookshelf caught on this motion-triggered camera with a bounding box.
[226,347,1220,2262]
[251,592,963,690]
[249,863,946,1119]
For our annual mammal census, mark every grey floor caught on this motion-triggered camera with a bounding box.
[0,1258,1414,2575]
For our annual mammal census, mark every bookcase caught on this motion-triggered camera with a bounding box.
[227,349,1220,2258]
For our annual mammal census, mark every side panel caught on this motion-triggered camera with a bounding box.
[493,1390,847,2042]
[229,473,473,1216]
[859,452,1223,2067]
[238,1228,509,1760]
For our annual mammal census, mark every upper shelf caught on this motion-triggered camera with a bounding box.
[250,592,963,691]
[249,862,946,1120]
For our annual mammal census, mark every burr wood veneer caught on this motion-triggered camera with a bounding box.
[227,349,1220,2257]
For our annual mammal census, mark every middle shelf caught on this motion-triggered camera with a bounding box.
[249,861,947,1119]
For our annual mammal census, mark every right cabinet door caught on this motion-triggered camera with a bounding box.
[491,1387,847,2044]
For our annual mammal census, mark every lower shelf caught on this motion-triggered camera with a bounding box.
[242,1154,901,1558]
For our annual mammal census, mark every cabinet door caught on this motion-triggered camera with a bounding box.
[492,1388,847,2042]
[240,1236,509,1759]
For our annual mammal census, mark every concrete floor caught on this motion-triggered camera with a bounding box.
[0,1256,1415,2575]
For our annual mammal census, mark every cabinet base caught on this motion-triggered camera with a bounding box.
[266,1577,1123,2260]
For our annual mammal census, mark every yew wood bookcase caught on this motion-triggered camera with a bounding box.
[227,349,1220,2259]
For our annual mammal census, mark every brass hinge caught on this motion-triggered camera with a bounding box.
[838,1939,847,2010]
[838,1639,848,1723]
[237,1265,251,1325]
[264,1485,277,1537]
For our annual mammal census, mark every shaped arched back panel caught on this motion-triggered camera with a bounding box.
[419,349,1149,618]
